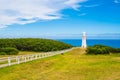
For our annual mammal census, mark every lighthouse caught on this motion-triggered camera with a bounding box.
[81,32,87,48]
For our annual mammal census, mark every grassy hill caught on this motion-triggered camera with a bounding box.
[0,48,120,80]
[0,38,73,55]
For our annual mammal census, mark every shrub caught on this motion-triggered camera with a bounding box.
[0,52,6,55]
[0,47,19,55]
[108,48,120,53]
[86,44,120,55]
[86,45,110,55]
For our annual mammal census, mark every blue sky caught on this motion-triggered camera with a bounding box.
[0,0,120,39]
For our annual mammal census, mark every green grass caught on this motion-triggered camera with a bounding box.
[0,48,120,80]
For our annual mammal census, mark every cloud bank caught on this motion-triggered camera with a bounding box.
[0,0,87,28]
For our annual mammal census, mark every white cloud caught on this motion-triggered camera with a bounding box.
[114,0,120,3]
[0,0,87,28]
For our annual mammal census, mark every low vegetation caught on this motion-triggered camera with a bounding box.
[0,38,73,55]
[86,45,120,55]
[0,47,19,55]
[0,48,120,80]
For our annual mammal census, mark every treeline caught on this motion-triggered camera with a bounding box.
[0,38,73,55]
[86,45,120,55]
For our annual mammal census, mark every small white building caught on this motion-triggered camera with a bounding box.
[81,32,87,48]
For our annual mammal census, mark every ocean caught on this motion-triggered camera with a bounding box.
[57,39,120,48]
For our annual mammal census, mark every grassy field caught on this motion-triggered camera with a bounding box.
[0,48,120,80]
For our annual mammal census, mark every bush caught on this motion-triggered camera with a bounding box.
[86,44,120,55]
[0,47,19,55]
[0,52,6,55]
[86,45,110,55]
[108,48,120,53]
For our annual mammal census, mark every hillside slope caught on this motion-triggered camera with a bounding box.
[0,38,73,52]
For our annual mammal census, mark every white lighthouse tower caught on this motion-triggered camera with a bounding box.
[81,32,87,48]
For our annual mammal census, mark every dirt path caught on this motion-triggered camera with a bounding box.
[68,47,86,55]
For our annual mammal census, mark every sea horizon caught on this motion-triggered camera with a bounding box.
[56,39,120,48]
